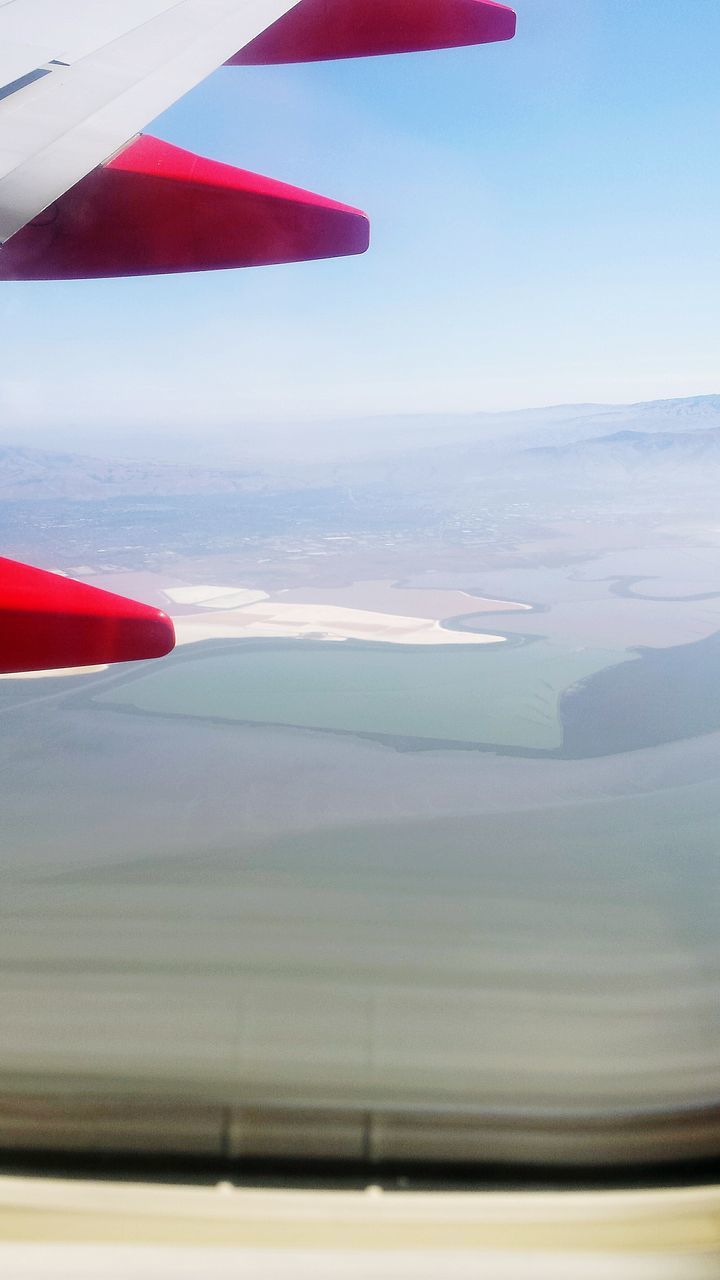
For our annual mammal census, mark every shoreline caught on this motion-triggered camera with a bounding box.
[171,603,507,648]
[165,579,527,649]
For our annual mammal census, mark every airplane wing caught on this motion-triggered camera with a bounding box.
[0,0,515,280]
[0,0,515,671]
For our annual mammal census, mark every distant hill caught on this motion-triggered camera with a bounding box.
[565,394,720,433]
[0,445,269,501]
[524,425,720,467]
[329,396,720,495]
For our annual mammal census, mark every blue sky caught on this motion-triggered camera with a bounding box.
[1,0,719,446]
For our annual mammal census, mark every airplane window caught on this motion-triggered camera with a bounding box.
[0,1,719,1274]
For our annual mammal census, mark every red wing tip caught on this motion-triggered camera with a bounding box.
[498,7,517,40]
[0,137,371,279]
[230,0,517,66]
[0,557,176,673]
[133,609,176,662]
[346,212,370,256]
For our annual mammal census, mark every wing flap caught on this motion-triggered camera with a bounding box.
[0,556,175,674]
[229,0,516,65]
[0,134,369,280]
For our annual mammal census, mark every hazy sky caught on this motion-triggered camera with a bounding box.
[1,0,719,442]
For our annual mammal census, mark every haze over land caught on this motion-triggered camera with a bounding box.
[2,394,719,576]
[3,392,720,485]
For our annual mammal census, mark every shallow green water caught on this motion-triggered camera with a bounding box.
[98,639,623,750]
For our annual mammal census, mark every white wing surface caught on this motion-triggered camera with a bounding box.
[0,0,299,243]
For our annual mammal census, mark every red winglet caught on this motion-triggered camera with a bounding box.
[0,556,175,674]
[0,135,369,281]
[229,0,516,65]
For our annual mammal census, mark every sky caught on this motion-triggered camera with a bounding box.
[1,0,719,450]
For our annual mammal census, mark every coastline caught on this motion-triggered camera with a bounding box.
[171,600,507,647]
[165,579,524,648]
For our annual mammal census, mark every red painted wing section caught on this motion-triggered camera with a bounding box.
[0,556,175,674]
[229,0,516,64]
[0,135,369,281]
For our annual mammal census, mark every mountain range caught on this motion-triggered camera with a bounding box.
[1,394,719,501]
[0,445,264,501]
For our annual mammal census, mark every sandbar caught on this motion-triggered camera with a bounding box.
[173,600,505,647]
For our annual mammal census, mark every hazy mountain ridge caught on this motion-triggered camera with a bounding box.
[1,395,719,501]
[524,424,720,465]
[319,396,720,493]
[0,445,269,500]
